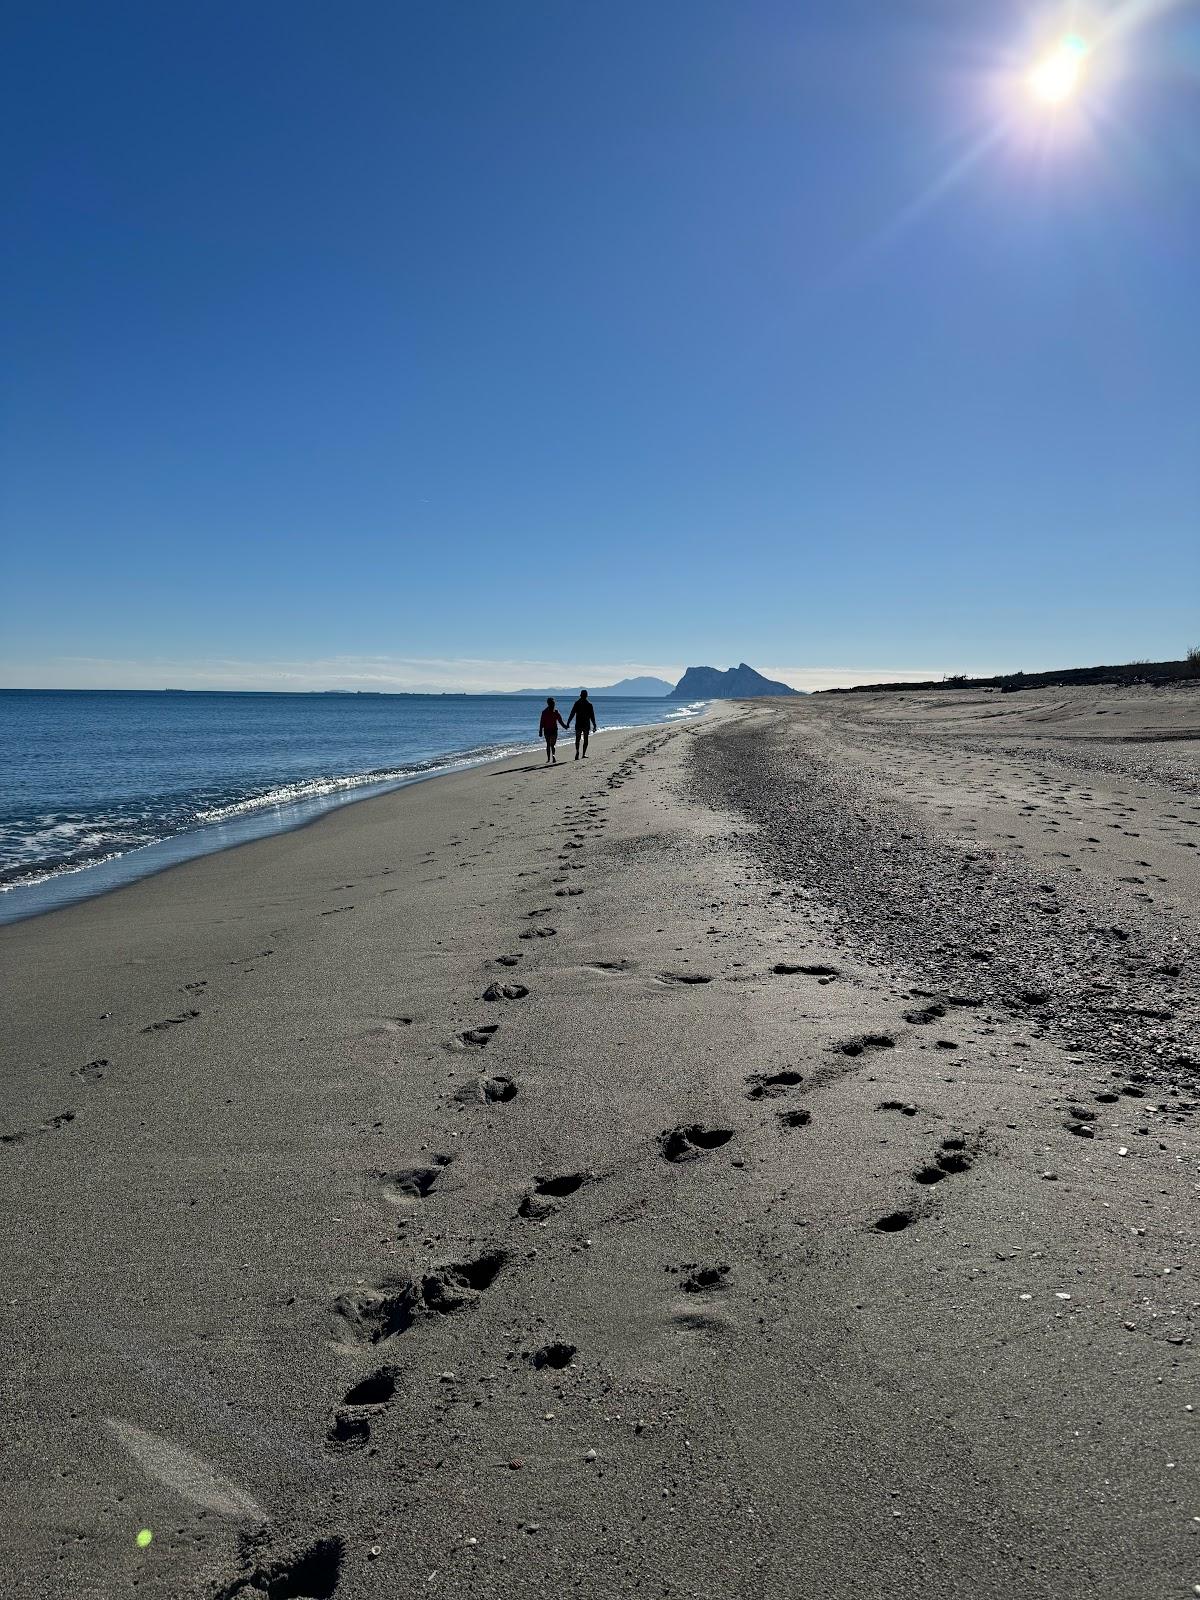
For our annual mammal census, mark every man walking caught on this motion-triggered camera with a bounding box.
[567,689,598,760]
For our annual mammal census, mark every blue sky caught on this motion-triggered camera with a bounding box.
[2,1,1196,691]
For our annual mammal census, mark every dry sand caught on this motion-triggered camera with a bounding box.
[1,690,1197,1598]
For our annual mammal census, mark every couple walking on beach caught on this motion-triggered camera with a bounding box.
[539,691,597,765]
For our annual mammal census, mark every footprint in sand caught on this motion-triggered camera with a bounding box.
[332,1282,420,1344]
[834,1033,895,1058]
[140,1009,200,1034]
[326,1366,399,1454]
[333,1251,508,1346]
[876,1100,919,1117]
[588,959,635,973]
[518,926,557,941]
[655,971,713,986]
[455,1074,517,1103]
[325,1411,371,1452]
[874,1208,916,1234]
[483,981,529,1001]
[362,1016,413,1038]
[375,1157,451,1205]
[215,1537,345,1600]
[658,1124,734,1162]
[913,1135,974,1185]
[903,1002,947,1026]
[343,1367,398,1406]
[670,1262,732,1331]
[745,1069,803,1100]
[772,962,840,979]
[682,1264,730,1293]
[73,1058,110,1084]
[518,1170,593,1219]
[555,886,584,897]
[531,1341,577,1370]
[228,948,274,968]
[777,1108,812,1129]
[449,1024,499,1051]
[1,1109,77,1147]
[495,954,523,967]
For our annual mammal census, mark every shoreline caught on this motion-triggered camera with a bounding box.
[2,692,1195,1599]
[0,710,705,929]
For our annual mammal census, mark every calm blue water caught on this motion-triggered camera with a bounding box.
[0,690,704,924]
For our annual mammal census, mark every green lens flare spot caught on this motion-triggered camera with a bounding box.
[136,1529,153,1549]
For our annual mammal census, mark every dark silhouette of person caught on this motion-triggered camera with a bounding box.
[567,689,598,759]
[538,697,567,764]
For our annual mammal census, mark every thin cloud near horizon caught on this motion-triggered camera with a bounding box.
[2,653,962,694]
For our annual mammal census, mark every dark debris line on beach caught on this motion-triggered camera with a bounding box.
[689,715,1199,1111]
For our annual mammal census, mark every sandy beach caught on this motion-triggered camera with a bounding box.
[2,690,1197,1599]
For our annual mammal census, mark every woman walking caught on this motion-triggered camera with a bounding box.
[538,697,567,764]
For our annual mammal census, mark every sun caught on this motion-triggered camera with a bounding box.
[1026,34,1090,104]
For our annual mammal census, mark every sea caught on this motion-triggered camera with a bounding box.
[0,690,706,925]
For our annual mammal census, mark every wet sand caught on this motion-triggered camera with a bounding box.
[1,692,1197,1598]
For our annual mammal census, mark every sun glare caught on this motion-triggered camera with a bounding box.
[1026,34,1090,104]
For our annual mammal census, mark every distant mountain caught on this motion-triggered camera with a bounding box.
[602,675,675,696]
[508,676,673,698]
[670,663,801,699]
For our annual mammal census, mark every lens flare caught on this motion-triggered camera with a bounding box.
[1027,34,1090,103]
